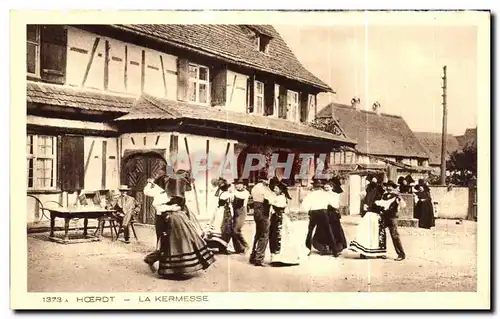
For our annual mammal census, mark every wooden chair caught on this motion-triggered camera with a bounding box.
[114,217,138,242]
[94,213,119,240]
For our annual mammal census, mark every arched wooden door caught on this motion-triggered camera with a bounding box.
[121,152,167,224]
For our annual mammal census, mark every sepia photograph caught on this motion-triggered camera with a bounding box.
[11,9,490,310]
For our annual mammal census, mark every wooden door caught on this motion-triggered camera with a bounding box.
[122,153,167,224]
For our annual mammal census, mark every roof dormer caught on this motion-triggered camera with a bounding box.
[244,25,272,54]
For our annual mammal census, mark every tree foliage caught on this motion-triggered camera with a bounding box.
[446,142,477,186]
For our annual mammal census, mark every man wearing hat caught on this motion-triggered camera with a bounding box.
[302,178,340,257]
[107,184,141,244]
[249,177,274,266]
[376,180,406,261]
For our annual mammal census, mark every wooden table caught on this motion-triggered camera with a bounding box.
[45,206,115,244]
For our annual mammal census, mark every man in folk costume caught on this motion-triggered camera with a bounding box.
[302,179,340,257]
[249,177,274,266]
[376,180,407,261]
[231,179,250,254]
[107,185,141,244]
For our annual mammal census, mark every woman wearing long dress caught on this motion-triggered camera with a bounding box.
[205,178,234,254]
[142,171,215,277]
[414,181,436,229]
[268,182,301,266]
[312,179,347,254]
[231,179,250,254]
[345,179,387,258]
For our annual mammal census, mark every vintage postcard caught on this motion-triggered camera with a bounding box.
[10,10,490,310]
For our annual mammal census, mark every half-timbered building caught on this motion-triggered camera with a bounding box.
[27,24,355,223]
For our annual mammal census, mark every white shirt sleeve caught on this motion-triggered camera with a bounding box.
[301,193,312,212]
[329,192,340,209]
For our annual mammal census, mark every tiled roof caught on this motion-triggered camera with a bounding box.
[116,94,354,144]
[111,24,332,92]
[317,103,429,159]
[27,81,135,112]
[413,132,461,166]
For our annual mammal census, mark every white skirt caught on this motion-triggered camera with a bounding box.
[269,214,302,266]
[347,212,387,257]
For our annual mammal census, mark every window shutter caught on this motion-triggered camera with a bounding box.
[247,75,254,113]
[60,135,85,192]
[40,25,67,84]
[177,58,189,102]
[263,80,274,116]
[278,85,287,119]
[211,67,227,107]
[300,92,308,123]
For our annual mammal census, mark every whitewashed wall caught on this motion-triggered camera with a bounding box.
[66,27,177,99]
[83,137,119,192]
[120,132,171,158]
[429,186,470,219]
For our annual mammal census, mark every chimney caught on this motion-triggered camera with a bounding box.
[351,97,361,109]
[372,101,381,115]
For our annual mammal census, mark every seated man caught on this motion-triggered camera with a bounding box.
[107,185,141,244]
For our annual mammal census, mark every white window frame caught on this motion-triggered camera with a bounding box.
[27,25,41,77]
[287,90,299,122]
[188,63,210,105]
[307,94,316,122]
[27,134,58,190]
[252,80,264,115]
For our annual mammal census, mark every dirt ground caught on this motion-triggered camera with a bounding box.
[27,217,477,292]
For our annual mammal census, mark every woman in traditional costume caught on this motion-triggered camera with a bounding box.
[268,182,301,266]
[231,179,250,254]
[345,178,387,258]
[312,178,347,254]
[205,178,234,254]
[413,179,436,229]
[142,170,215,278]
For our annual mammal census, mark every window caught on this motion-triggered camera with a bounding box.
[188,63,210,105]
[27,135,57,190]
[287,90,299,122]
[27,25,40,76]
[257,36,270,53]
[252,80,264,114]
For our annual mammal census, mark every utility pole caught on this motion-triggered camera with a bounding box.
[440,65,448,185]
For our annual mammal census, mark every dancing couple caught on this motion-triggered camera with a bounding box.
[249,177,301,267]
[306,178,348,256]
[143,169,215,278]
[302,178,347,257]
[347,178,406,261]
[204,178,250,255]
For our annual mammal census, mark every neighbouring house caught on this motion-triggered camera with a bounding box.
[314,102,432,215]
[456,127,477,149]
[414,132,461,176]
[26,24,356,224]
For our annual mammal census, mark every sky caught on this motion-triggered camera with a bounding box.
[274,24,478,136]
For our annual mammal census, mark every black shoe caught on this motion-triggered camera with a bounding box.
[143,258,156,273]
[394,256,406,261]
[124,240,131,244]
[254,262,267,267]
[377,255,388,259]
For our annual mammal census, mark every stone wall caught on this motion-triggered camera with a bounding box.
[428,186,470,220]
